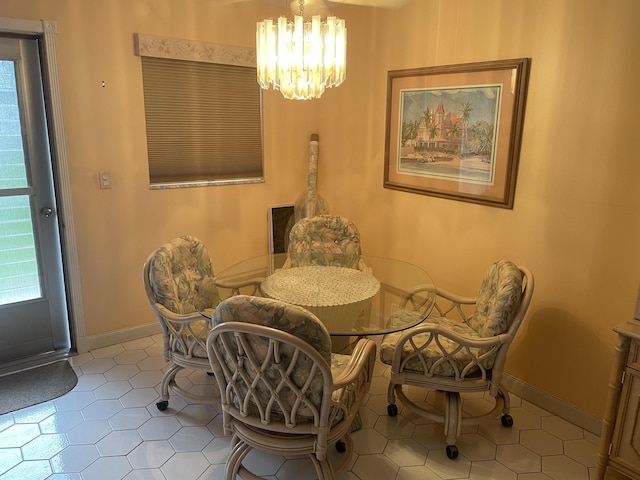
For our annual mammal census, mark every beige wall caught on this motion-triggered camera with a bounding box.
[2,0,639,420]
[1,1,316,328]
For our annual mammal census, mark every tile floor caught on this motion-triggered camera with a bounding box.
[0,334,632,480]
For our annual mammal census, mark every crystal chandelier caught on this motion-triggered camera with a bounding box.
[256,1,347,100]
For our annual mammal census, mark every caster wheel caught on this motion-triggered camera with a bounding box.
[446,445,458,459]
[156,400,169,411]
[335,440,346,453]
[387,404,398,416]
[501,414,514,427]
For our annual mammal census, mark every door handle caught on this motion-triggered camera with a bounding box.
[41,207,54,218]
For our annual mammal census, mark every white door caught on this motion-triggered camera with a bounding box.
[0,36,70,364]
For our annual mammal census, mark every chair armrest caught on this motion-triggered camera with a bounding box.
[153,302,212,324]
[215,277,264,297]
[153,303,213,361]
[395,324,511,351]
[332,338,377,389]
[432,287,477,321]
[435,287,477,305]
[400,284,437,313]
[330,338,377,429]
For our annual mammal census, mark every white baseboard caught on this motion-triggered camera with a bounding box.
[503,373,603,436]
[75,322,162,354]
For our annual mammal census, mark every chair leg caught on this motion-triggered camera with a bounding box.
[309,453,336,480]
[337,434,354,476]
[156,363,182,410]
[500,384,511,412]
[226,439,254,480]
[349,411,364,432]
[498,384,514,427]
[386,383,399,416]
[443,391,462,459]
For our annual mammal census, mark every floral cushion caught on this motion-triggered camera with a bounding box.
[468,260,522,337]
[149,235,220,314]
[287,215,363,269]
[211,295,352,425]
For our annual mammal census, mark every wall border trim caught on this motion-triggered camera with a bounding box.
[503,373,602,435]
[75,322,162,354]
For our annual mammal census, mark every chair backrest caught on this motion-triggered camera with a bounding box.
[468,260,524,338]
[287,215,362,269]
[483,264,533,385]
[207,295,334,428]
[145,235,220,314]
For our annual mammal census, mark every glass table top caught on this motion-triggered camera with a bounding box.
[213,254,436,337]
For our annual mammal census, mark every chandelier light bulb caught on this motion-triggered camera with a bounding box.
[256,14,347,100]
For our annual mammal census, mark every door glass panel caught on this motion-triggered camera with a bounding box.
[0,59,40,305]
[0,60,28,188]
[0,196,40,305]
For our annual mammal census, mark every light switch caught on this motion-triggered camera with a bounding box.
[98,171,111,189]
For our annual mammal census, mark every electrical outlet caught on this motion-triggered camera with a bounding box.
[98,171,111,189]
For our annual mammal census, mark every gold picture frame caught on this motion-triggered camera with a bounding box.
[384,58,531,209]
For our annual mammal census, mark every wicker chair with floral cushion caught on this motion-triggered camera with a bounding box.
[142,235,259,411]
[380,260,534,459]
[206,295,377,480]
[283,214,370,272]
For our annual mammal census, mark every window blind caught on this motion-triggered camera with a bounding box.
[141,56,263,186]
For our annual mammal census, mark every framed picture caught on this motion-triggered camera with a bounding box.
[384,58,531,208]
[267,204,295,255]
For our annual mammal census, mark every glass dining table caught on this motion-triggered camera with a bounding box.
[212,253,436,352]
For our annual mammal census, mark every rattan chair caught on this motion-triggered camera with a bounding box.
[206,295,377,479]
[380,260,534,459]
[142,235,258,411]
